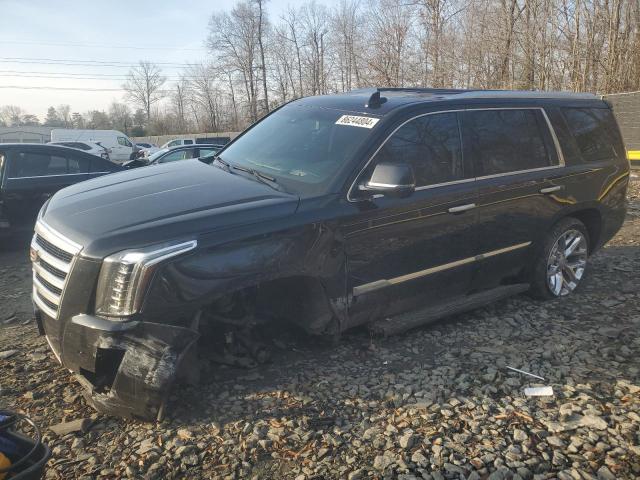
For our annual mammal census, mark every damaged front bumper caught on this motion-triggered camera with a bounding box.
[36,310,198,421]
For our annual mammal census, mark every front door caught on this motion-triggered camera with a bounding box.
[343,111,478,326]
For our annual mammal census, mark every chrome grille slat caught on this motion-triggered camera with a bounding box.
[31,221,82,320]
[32,263,65,289]
[35,234,74,262]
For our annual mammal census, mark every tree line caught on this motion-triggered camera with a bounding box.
[2,0,638,136]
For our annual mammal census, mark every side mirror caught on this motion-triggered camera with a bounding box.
[360,162,416,198]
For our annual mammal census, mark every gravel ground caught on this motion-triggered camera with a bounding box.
[1,175,639,480]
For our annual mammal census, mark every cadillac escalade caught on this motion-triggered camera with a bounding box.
[30,88,629,420]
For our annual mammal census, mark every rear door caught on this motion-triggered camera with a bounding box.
[1,148,81,226]
[462,107,566,290]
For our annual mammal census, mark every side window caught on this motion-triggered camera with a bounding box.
[371,112,464,187]
[561,107,625,162]
[7,152,69,178]
[90,157,114,173]
[158,150,187,163]
[184,139,193,145]
[462,109,557,176]
[117,137,132,147]
[198,148,218,157]
[167,140,180,147]
[67,154,90,174]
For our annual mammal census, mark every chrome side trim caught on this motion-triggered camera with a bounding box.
[352,241,532,296]
[8,173,91,180]
[347,107,565,201]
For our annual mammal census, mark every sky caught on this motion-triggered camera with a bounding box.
[0,0,309,119]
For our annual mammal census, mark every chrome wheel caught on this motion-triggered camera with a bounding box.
[546,229,588,296]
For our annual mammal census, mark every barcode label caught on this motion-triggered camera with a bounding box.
[335,115,380,129]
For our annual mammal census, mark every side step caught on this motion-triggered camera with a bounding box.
[368,283,530,337]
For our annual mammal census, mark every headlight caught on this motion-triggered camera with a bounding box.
[95,240,197,317]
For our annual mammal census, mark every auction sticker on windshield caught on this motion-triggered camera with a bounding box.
[335,115,380,129]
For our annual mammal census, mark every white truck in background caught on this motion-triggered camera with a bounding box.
[50,129,138,163]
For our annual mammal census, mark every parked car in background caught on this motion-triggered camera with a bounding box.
[29,88,629,420]
[51,129,138,163]
[49,141,111,161]
[160,137,229,149]
[0,144,123,232]
[122,144,221,168]
[135,142,160,157]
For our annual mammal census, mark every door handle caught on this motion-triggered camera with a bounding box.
[540,185,563,194]
[448,203,476,214]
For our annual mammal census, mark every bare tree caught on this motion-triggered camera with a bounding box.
[123,61,167,123]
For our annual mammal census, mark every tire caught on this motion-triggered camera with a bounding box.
[529,217,590,300]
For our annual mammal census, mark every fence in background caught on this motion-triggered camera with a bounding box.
[603,91,640,165]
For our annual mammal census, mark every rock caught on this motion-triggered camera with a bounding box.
[182,454,199,467]
[347,469,365,480]
[0,350,18,360]
[597,466,616,480]
[49,418,92,436]
[546,435,565,447]
[513,428,528,442]
[411,450,428,467]
[580,415,608,430]
[373,453,395,471]
[399,431,417,449]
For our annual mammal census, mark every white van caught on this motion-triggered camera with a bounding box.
[50,129,138,163]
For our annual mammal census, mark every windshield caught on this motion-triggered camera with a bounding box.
[219,104,377,194]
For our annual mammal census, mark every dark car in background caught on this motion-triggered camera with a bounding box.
[0,144,123,232]
[122,144,222,168]
[30,88,629,420]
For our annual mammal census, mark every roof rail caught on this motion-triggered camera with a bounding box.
[376,87,474,95]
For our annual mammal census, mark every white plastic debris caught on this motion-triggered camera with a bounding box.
[524,386,554,397]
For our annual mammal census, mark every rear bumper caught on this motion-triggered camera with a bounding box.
[35,308,199,420]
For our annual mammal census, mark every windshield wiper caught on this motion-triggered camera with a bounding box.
[213,156,230,170]
[231,164,279,189]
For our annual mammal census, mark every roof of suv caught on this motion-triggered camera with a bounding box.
[296,88,603,116]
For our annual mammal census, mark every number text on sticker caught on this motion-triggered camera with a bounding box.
[335,115,380,129]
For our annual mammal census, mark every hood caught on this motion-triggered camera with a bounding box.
[42,159,299,258]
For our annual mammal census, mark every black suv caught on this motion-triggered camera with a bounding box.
[30,89,629,419]
[0,144,122,232]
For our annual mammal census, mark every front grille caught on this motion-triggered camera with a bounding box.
[31,221,82,319]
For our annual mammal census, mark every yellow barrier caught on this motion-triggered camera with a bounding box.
[628,150,640,161]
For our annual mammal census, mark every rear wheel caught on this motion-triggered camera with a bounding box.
[529,218,589,300]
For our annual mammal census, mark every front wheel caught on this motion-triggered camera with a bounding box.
[529,218,590,300]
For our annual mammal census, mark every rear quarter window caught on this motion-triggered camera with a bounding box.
[561,107,625,162]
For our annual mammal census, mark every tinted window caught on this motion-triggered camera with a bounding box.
[562,107,624,162]
[91,157,115,173]
[67,154,90,174]
[198,148,219,157]
[184,139,193,145]
[372,112,463,186]
[7,152,71,178]
[158,149,191,163]
[463,109,557,175]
